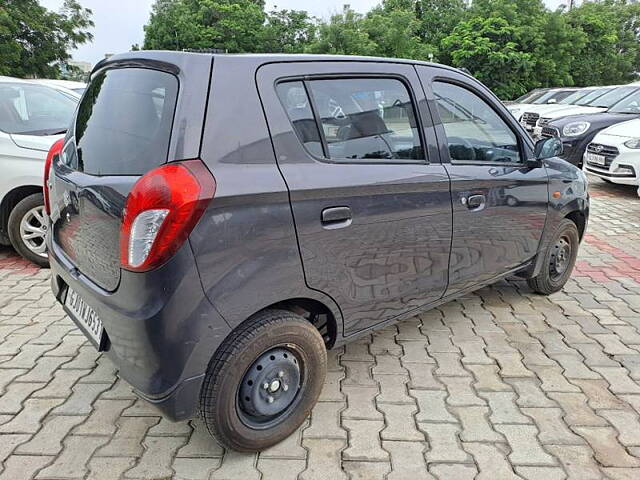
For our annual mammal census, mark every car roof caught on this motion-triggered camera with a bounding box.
[97,51,468,77]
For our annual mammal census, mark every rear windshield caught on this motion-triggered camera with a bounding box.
[74,68,178,175]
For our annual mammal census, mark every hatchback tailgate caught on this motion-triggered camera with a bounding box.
[48,53,213,290]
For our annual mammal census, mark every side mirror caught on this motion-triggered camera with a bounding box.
[534,136,563,160]
[547,98,557,104]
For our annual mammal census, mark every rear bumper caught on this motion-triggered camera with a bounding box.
[49,240,231,420]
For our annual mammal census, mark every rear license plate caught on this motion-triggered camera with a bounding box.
[586,153,606,166]
[64,287,104,348]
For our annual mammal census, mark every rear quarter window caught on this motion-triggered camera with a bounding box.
[74,68,178,175]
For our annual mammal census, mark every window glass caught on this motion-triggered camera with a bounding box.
[609,89,640,114]
[276,81,323,157]
[433,82,521,164]
[576,87,614,106]
[532,89,574,105]
[558,89,594,105]
[307,78,423,161]
[0,83,77,135]
[74,68,178,175]
[514,89,546,103]
[589,86,638,108]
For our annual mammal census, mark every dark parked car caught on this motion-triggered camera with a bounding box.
[46,52,589,451]
[540,87,640,167]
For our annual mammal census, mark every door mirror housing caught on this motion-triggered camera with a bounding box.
[547,98,557,104]
[534,136,563,160]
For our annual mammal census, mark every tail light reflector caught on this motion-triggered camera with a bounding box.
[44,138,64,215]
[119,160,216,272]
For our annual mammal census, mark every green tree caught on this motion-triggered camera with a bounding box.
[257,9,316,53]
[363,2,435,60]
[442,16,536,98]
[0,0,93,78]
[305,6,377,55]
[567,0,640,86]
[414,0,467,61]
[143,0,265,53]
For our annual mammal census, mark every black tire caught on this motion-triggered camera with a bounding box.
[7,193,49,268]
[527,218,579,295]
[199,309,327,452]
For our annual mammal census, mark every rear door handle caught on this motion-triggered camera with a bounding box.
[321,206,352,229]
[462,194,486,211]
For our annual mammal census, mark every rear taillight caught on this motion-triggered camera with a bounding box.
[44,139,64,216]
[119,160,216,272]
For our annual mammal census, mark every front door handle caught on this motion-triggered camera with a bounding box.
[462,194,486,212]
[321,206,352,229]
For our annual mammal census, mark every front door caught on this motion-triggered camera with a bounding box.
[416,66,549,295]
[257,61,452,335]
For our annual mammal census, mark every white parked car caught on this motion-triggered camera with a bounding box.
[31,79,86,96]
[0,77,79,266]
[524,85,638,137]
[519,86,615,136]
[584,118,640,187]
[507,88,580,121]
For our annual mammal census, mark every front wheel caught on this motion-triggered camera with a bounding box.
[199,309,327,451]
[527,218,579,295]
[7,193,49,267]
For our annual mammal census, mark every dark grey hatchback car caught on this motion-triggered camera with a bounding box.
[46,52,589,451]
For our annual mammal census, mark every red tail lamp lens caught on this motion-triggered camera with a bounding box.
[120,160,216,272]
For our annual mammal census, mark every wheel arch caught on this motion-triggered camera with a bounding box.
[565,209,587,241]
[253,298,338,349]
[0,185,43,239]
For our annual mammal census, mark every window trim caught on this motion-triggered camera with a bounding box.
[275,73,429,165]
[431,78,527,167]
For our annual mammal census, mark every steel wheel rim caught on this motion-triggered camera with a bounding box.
[19,205,48,258]
[549,235,571,280]
[237,346,305,430]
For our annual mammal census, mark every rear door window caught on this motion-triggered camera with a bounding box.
[74,68,178,175]
[276,77,423,162]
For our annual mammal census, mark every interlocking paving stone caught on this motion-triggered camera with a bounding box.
[0,454,52,480]
[463,442,521,480]
[383,441,434,480]
[342,460,390,480]
[124,436,187,479]
[342,419,388,462]
[1,177,639,478]
[37,435,107,479]
[412,389,457,423]
[422,423,471,463]
[453,405,504,442]
[16,415,86,455]
[429,463,478,480]
[495,424,556,466]
[257,458,306,480]
[573,426,640,467]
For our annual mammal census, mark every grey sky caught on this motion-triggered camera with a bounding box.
[39,0,573,66]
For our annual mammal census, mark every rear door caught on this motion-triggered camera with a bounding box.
[48,54,212,291]
[416,66,549,295]
[257,61,452,335]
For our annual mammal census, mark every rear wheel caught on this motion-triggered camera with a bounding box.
[527,218,579,295]
[7,193,49,267]
[199,309,326,451]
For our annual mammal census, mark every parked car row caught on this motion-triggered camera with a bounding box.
[509,82,640,190]
[0,76,84,265]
